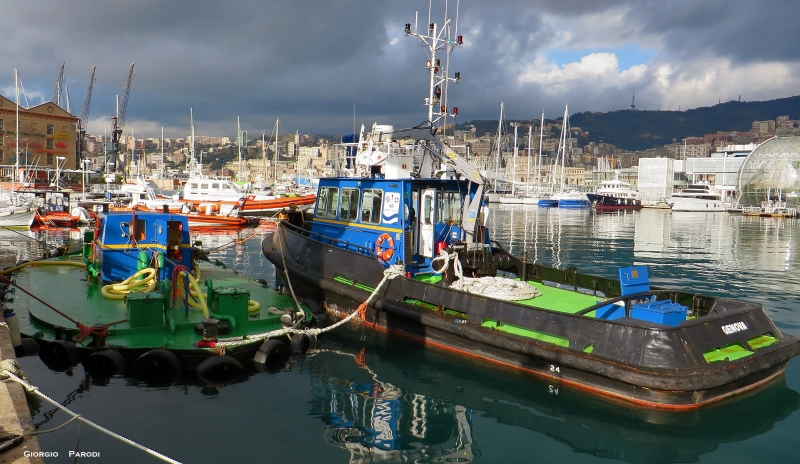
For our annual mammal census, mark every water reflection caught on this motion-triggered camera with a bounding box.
[489,205,800,329]
[316,326,799,464]
[8,215,800,464]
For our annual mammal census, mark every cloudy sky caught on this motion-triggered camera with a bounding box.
[2,0,798,140]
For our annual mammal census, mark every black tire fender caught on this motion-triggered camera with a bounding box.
[82,349,128,377]
[290,334,311,355]
[39,340,79,370]
[17,338,40,357]
[195,355,244,384]
[131,349,181,384]
[254,339,290,366]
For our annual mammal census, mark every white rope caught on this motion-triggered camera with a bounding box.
[447,251,541,301]
[213,249,405,348]
[2,370,182,464]
[431,250,455,275]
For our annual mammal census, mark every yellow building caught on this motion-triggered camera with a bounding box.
[0,95,79,179]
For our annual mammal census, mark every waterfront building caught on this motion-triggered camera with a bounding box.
[0,95,79,181]
[637,158,674,204]
[737,135,800,209]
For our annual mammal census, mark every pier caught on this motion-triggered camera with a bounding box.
[0,311,41,463]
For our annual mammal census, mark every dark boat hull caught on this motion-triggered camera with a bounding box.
[262,223,800,410]
[587,193,643,211]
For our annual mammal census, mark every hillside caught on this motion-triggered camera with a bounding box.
[458,95,800,151]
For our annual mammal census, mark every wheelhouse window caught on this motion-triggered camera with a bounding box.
[361,189,383,224]
[441,191,462,223]
[339,188,360,221]
[316,186,339,218]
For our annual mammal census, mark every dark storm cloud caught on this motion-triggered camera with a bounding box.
[1,0,798,139]
[624,0,800,64]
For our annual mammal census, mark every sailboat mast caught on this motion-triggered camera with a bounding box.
[237,116,242,181]
[161,127,165,177]
[493,102,503,192]
[537,111,544,194]
[526,124,532,196]
[190,108,195,172]
[13,69,18,197]
[274,119,279,184]
[511,123,518,195]
[262,131,267,183]
[560,105,568,193]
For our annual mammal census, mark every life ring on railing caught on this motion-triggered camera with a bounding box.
[374,233,395,262]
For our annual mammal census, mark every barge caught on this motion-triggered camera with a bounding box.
[6,210,312,383]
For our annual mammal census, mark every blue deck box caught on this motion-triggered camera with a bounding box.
[630,300,687,326]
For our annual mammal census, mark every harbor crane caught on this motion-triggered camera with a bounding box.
[109,63,135,173]
[52,62,65,107]
[77,66,96,169]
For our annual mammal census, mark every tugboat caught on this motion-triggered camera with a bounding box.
[260,6,800,410]
[6,209,314,383]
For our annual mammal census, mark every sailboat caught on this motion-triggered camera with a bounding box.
[1,69,35,229]
[523,111,545,205]
[538,105,589,208]
[498,121,525,204]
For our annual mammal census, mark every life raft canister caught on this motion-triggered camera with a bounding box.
[374,233,395,262]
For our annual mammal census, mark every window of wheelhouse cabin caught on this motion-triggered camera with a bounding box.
[316,186,339,218]
[340,188,360,221]
[440,191,462,223]
[361,189,383,224]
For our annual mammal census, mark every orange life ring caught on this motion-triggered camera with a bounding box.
[374,233,394,262]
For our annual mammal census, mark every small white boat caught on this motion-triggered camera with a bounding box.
[0,206,34,229]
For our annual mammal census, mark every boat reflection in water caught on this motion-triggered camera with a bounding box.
[308,325,799,464]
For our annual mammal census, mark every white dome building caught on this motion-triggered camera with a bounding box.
[737,136,800,212]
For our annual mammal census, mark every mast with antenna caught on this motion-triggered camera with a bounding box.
[405,0,463,132]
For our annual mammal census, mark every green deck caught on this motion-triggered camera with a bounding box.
[14,256,301,349]
[410,275,600,315]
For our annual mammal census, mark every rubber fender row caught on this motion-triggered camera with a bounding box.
[31,333,317,383]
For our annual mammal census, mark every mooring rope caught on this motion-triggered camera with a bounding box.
[432,249,541,301]
[213,242,405,349]
[1,369,183,464]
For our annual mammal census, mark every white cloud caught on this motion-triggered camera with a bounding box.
[649,57,800,110]
[517,52,647,94]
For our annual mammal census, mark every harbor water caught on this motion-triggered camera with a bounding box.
[7,206,800,463]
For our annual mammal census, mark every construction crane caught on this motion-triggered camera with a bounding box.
[76,66,96,169]
[109,62,135,173]
[52,62,65,107]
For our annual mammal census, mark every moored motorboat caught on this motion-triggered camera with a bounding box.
[6,210,315,382]
[669,183,725,212]
[261,8,799,410]
[262,123,800,409]
[587,176,642,212]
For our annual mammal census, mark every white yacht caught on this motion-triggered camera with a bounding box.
[668,183,725,212]
[591,178,639,200]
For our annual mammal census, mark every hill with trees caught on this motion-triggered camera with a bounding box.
[457,95,800,151]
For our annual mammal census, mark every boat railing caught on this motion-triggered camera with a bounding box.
[283,220,378,258]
